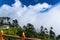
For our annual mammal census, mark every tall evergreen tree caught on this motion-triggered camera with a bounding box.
[23,23,36,38]
[50,27,55,40]
[40,26,45,39]
[12,19,19,28]
[45,28,48,34]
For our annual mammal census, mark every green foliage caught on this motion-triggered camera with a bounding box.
[12,19,20,28]
[44,34,50,40]
[57,35,60,40]
[50,27,55,40]
[0,24,56,40]
[0,28,22,40]
[23,23,36,38]
[40,26,45,39]
[0,28,19,35]
[16,27,23,37]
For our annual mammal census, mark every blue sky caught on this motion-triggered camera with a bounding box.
[0,0,60,35]
[0,0,60,6]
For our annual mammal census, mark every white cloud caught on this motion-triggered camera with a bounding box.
[12,0,22,8]
[0,0,60,35]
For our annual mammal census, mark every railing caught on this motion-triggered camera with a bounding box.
[3,34,22,40]
[4,34,22,40]
[0,30,42,40]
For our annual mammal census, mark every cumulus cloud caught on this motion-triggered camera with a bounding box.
[0,0,60,35]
